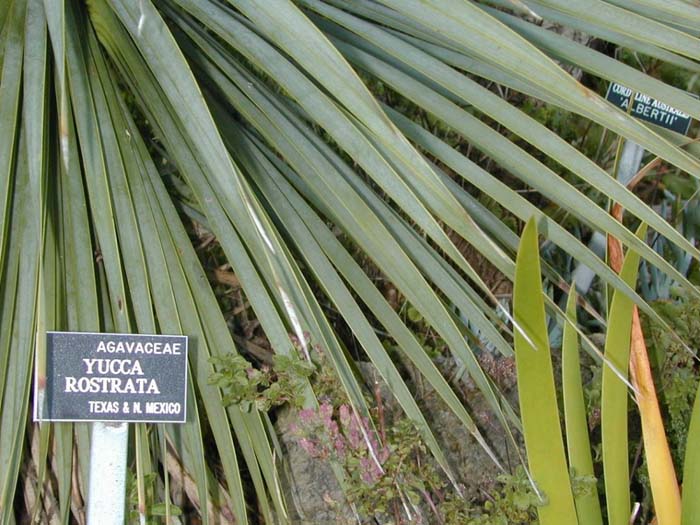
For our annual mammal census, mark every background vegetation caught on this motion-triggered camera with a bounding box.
[2,0,700,523]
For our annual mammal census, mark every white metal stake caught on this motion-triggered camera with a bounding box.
[86,421,129,524]
[617,139,645,188]
[39,332,187,524]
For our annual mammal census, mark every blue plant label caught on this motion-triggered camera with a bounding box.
[606,82,692,135]
[34,332,188,423]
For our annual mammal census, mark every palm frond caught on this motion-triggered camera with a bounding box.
[2,0,700,522]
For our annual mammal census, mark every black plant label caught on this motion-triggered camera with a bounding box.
[606,82,692,135]
[34,332,188,423]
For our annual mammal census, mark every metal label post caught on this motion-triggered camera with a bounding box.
[35,332,188,523]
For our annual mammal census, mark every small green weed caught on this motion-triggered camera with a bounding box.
[208,352,314,412]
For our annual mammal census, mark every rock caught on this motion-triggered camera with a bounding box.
[274,356,524,522]
[275,407,356,524]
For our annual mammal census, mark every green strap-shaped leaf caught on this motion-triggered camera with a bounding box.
[87,31,155,334]
[563,289,603,525]
[0,132,42,525]
[22,1,50,517]
[601,224,647,525]
[513,216,577,525]
[54,55,98,517]
[485,0,700,72]
[228,126,470,483]
[65,1,131,333]
[0,198,21,524]
[174,0,508,313]
[484,7,700,122]
[682,381,700,524]
[533,0,700,59]
[111,78,249,522]
[606,0,700,34]
[0,0,25,283]
[249,129,504,465]
[42,142,70,523]
[306,0,700,266]
[41,0,67,174]
[57,83,98,332]
[360,0,700,180]
[314,8,700,310]
[172,9,514,413]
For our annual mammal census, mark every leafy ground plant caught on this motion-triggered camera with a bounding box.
[209,352,314,412]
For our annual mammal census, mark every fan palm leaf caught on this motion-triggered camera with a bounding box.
[2,0,700,522]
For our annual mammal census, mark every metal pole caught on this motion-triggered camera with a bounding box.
[617,140,645,188]
[86,421,129,524]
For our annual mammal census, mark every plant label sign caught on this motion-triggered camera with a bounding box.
[34,332,188,423]
[606,82,692,135]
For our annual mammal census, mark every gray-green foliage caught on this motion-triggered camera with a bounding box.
[641,295,700,470]
[209,352,314,412]
[2,0,700,522]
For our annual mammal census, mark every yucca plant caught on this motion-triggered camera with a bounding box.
[1,0,700,523]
